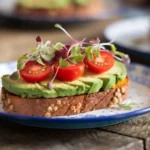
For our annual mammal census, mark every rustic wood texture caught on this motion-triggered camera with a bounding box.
[0,119,143,150]
[102,113,150,150]
[102,113,150,139]
[146,138,150,150]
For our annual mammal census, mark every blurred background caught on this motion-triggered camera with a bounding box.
[0,0,149,65]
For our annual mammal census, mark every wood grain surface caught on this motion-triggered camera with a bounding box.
[0,119,143,150]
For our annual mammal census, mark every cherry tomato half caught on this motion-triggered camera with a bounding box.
[54,62,85,81]
[85,50,114,74]
[20,61,51,82]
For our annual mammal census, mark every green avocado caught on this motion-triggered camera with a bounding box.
[100,75,116,91]
[79,77,103,94]
[2,75,57,98]
[18,0,90,9]
[1,60,127,98]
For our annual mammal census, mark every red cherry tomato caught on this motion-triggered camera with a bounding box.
[85,50,114,74]
[20,61,51,82]
[54,62,85,81]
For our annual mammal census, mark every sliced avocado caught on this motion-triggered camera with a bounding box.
[2,75,57,98]
[79,77,103,94]
[100,75,116,91]
[66,80,90,95]
[18,0,72,9]
[83,61,126,88]
[40,79,77,97]
[114,61,127,82]
[74,0,90,6]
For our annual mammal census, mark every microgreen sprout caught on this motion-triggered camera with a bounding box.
[17,36,53,70]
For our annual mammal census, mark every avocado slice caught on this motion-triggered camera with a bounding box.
[79,77,103,94]
[40,79,78,97]
[100,75,116,91]
[17,0,72,9]
[66,80,90,95]
[2,75,57,98]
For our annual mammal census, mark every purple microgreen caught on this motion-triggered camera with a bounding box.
[55,24,86,46]
[55,24,77,42]
[47,65,60,89]
[10,71,20,80]
[59,57,69,67]
[47,82,53,90]
[89,37,100,44]
[122,55,130,64]
[55,47,68,59]
[36,36,42,43]
[85,46,93,61]
[48,57,57,65]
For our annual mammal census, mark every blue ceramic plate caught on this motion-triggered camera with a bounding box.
[104,16,150,65]
[0,62,150,129]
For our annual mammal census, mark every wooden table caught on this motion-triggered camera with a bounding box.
[0,18,150,150]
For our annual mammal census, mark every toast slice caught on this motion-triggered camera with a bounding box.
[1,77,129,117]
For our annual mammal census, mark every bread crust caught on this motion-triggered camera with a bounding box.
[1,78,129,117]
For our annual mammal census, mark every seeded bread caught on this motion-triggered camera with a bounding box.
[1,77,129,117]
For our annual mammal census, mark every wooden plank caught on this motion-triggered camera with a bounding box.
[102,113,150,139]
[0,119,143,150]
[146,138,150,150]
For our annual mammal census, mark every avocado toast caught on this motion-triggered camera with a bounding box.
[16,0,102,18]
[1,25,130,117]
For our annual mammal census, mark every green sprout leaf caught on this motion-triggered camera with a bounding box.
[17,62,26,70]
[59,58,68,67]
[40,50,53,61]
[71,45,81,56]
[36,56,45,66]
[32,48,36,53]
[115,51,126,57]
[69,55,84,64]
[53,42,63,51]
[94,49,100,58]
[55,24,62,29]
[85,46,93,61]
[110,44,116,53]
[68,45,84,64]
[10,71,20,80]
[18,55,28,61]
[92,45,100,58]
[118,103,136,110]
